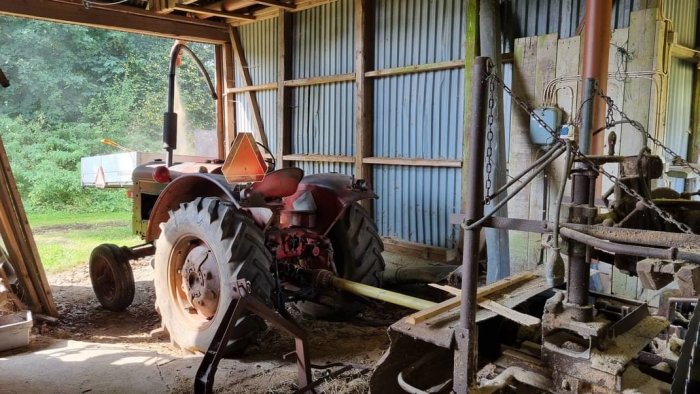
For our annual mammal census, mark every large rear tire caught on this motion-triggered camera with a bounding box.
[154,197,274,354]
[296,203,385,319]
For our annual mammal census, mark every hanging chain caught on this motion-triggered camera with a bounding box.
[484,62,496,204]
[598,93,700,178]
[485,72,694,234]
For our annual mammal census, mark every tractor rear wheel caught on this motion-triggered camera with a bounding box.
[297,203,385,319]
[89,243,135,312]
[154,197,274,354]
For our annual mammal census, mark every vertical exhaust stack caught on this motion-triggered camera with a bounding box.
[163,43,219,167]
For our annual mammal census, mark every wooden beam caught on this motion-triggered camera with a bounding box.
[365,59,465,78]
[670,43,700,63]
[354,0,375,210]
[277,11,293,167]
[220,43,237,155]
[229,26,269,148]
[283,154,355,163]
[363,157,462,168]
[284,73,355,87]
[215,45,226,160]
[382,237,459,262]
[252,0,296,10]
[404,272,535,325]
[461,0,479,215]
[226,83,277,94]
[0,0,229,44]
[173,4,256,21]
[232,0,335,25]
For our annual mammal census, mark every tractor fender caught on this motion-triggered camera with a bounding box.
[145,173,239,242]
[285,173,378,235]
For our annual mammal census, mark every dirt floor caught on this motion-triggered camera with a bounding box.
[2,253,447,393]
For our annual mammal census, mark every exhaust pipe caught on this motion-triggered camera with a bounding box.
[163,43,218,167]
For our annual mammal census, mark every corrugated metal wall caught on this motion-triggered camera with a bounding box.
[235,18,278,156]
[500,0,652,51]
[291,0,355,176]
[372,0,465,248]
[664,0,697,191]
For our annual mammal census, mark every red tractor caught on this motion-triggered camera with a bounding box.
[88,44,385,353]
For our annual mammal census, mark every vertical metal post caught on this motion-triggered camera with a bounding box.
[454,56,489,393]
[566,78,597,321]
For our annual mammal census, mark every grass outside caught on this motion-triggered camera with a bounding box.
[27,211,141,273]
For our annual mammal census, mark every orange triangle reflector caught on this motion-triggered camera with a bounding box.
[222,132,268,183]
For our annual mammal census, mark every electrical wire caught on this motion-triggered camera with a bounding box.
[82,0,129,8]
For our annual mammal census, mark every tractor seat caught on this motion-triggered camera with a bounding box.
[246,167,304,200]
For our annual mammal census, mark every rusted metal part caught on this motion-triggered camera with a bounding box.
[453,56,489,392]
[562,223,700,250]
[181,245,221,318]
[247,167,304,200]
[676,266,700,297]
[194,279,312,394]
[637,259,684,290]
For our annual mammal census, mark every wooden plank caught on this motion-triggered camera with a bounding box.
[284,73,355,87]
[354,0,375,211]
[362,157,462,168]
[508,36,538,272]
[620,9,657,156]
[229,26,269,148]
[277,11,293,167]
[0,0,229,44]
[429,283,540,326]
[478,299,541,327]
[526,33,558,268]
[173,4,255,20]
[283,154,355,163]
[252,0,296,10]
[231,0,336,25]
[405,272,535,325]
[221,43,237,154]
[226,83,277,94]
[0,137,56,316]
[382,237,459,262]
[365,60,464,78]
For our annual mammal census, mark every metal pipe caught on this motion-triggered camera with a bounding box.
[164,43,218,167]
[330,277,436,311]
[558,227,696,262]
[581,0,612,156]
[566,78,598,320]
[381,265,456,286]
[455,56,489,392]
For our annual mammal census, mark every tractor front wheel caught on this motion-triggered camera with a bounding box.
[89,243,135,312]
[153,197,274,354]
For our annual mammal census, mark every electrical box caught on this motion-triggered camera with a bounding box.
[529,107,563,146]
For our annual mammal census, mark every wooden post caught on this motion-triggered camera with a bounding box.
[354,0,375,211]
[277,11,293,168]
[461,0,479,232]
[479,0,510,283]
[229,26,270,148]
[692,66,700,164]
[214,45,225,160]
[222,42,237,154]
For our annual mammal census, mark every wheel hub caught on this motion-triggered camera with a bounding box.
[180,245,220,319]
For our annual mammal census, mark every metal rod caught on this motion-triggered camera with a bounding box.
[455,56,489,392]
[464,145,566,230]
[487,142,564,200]
[559,227,688,261]
[330,277,436,311]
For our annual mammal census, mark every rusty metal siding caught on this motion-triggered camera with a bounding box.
[235,19,278,155]
[372,0,466,247]
[290,0,354,172]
